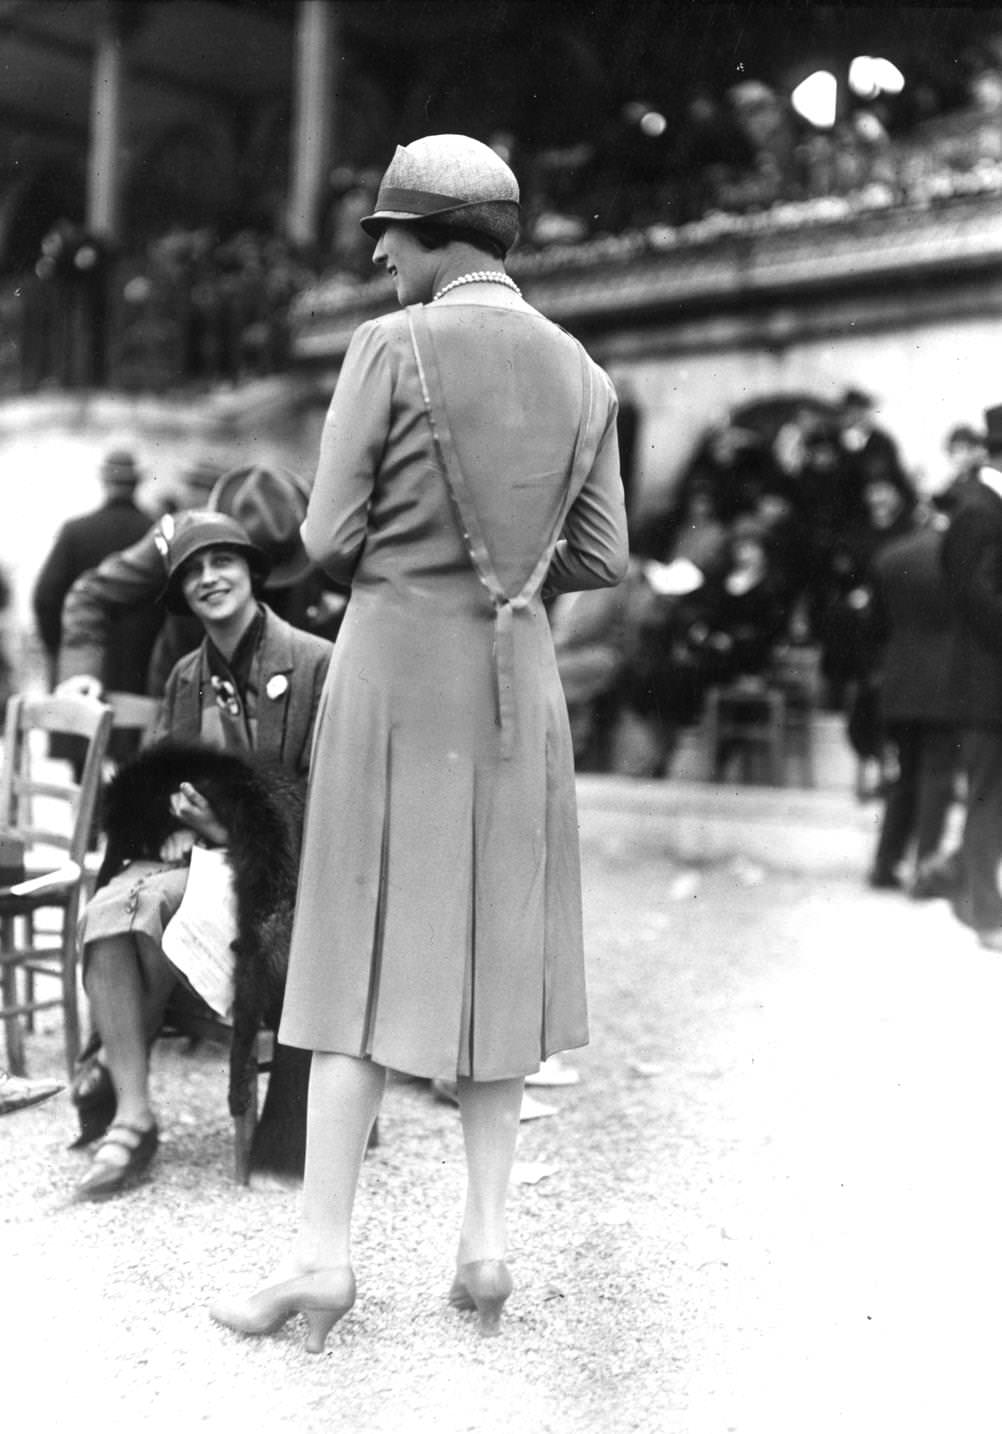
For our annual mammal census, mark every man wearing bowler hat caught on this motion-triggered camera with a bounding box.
[941,403,1002,949]
[57,464,346,700]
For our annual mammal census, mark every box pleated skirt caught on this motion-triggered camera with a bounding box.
[278,585,589,1080]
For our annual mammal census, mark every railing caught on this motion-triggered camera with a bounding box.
[0,228,312,398]
[5,108,1002,395]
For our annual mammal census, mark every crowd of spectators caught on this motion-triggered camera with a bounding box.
[12,222,314,393]
[6,38,1002,395]
[513,47,1002,255]
[551,388,985,780]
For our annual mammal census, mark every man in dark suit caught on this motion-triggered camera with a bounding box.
[33,449,159,696]
[867,507,961,893]
[941,404,1002,949]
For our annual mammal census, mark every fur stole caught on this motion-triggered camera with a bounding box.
[98,742,306,1125]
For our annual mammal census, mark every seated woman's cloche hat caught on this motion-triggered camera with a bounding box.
[360,134,520,254]
[161,512,270,614]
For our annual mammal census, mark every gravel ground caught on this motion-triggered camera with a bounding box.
[5,816,1002,1434]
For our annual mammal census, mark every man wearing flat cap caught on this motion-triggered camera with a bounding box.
[941,403,1002,949]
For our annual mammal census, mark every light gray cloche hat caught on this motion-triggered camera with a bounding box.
[360,134,520,253]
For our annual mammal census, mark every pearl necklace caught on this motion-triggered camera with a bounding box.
[432,271,522,303]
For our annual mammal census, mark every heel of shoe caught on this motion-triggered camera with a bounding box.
[453,1259,513,1338]
[300,1269,356,1354]
[474,1292,507,1337]
[303,1305,343,1354]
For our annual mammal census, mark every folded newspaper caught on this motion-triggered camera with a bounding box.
[161,844,238,1021]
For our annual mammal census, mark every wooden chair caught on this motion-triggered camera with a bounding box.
[704,645,823,788]
[79,693,163,900]
[0,694,113,1077]
[102,690,162,750]
[704,675,787,785]
[767,644,823,787]
[157,990,276,1185]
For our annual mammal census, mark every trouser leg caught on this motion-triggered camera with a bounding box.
[956,729,1002,931]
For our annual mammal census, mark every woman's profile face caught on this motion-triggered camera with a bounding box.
[372,222,437,305]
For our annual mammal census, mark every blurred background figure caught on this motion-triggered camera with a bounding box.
[155,455,227,517]
[681,514,790,691]
[837,386,912,516]
[938,423,986,513]
[866,502,961,894]
[941,404,1002,950]
[32,448,157,696]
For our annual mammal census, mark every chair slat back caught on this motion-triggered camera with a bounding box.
[769,643,823,700]
[0,694,113,865]
[103,692,162,747]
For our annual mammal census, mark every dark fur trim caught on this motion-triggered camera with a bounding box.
[99,742,305,1125]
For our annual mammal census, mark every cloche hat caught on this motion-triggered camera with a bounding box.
[161,512,270,615]
[208,464,312,589]
[360,134,520,254]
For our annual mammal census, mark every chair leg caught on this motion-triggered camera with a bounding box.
[1,915,26,1077]
[60,900,82,1079]
[24,915,35,1032]
[704,693,720,781]
[769,694,786,786]
[233,1056,259,1185]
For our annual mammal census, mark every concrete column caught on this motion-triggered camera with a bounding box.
[287,0,338,248]
[86,10,125,241]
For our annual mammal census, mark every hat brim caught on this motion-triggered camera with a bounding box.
[360,208,436,238]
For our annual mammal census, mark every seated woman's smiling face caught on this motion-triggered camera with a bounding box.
[179,546,255,628]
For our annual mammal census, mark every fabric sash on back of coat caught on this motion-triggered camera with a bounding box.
[406,303,604,756]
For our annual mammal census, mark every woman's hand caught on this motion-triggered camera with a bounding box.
[160,828,196,862]
[168,782,229,847]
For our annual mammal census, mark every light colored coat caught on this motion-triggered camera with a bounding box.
[280,301,628,1080]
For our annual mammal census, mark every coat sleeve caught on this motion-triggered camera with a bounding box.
[32,525,76,656]
[57,524,166,683]
[544,382,630,596]
[300,320,393,587]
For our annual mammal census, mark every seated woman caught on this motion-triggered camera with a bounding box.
[73,513,333,1202]
[682,514,791,689]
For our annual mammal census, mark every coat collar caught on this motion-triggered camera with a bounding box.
[170,606,294,757]
[253,608,294,758]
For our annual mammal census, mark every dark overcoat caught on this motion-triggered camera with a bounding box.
[941,478,1002,730]
[870,523,956,725]
[33,496,159,691]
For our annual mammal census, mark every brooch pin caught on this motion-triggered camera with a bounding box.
[266,674,289,700]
